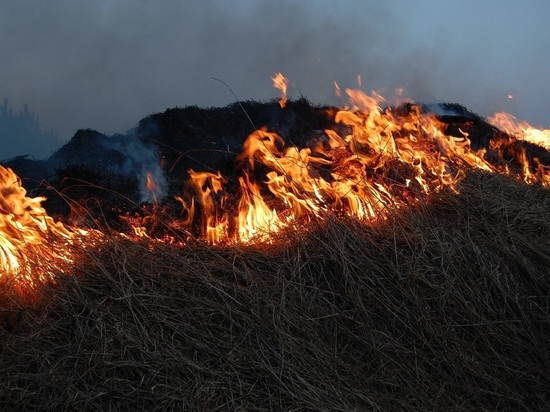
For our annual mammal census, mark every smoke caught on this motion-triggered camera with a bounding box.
[100,135,167,204]
[1,0,549,160]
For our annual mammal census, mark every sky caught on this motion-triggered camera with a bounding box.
[1,0,549,160]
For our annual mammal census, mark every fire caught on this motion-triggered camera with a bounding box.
[122,77,549,244]
[2,72,548,305]
[141,170,165,204]
[488,112,550,151]
[238,171,284,242]
[3,73,550,264]
[146,172,160,202]
[272,72,289,108]
[186,169,229,244]
[133,85,508,244]
[172,167,285,243]
[0,165,89,296]
[235,88,493,227]
[334,81,342,97]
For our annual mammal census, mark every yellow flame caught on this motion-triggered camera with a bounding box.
[120,80,550,244]
[489,112,550,150]
[7,75,550,293]
[272,72,289,108]
[238,172,284,242]
[0,165,90,295]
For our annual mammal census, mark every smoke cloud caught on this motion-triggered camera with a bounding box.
[1,0,548,160]
[100,136,167,203]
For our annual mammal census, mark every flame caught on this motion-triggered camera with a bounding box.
[123,79,549,244]
[272,72,289,108]
[141,170,165,204]
[146,172,160,202]
[4,73,549,302]
[488,112,550,151]
[0,165,89,296]
[334,81,342,97]
[142,85,506,244]
[234,89,494,229]
[186,169,229,244]
[5,74,549,261]
[238,171,284,242]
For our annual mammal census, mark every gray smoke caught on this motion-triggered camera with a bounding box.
[1,0,548,160]
[101,136,167,203]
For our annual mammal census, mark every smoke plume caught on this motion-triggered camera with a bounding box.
[1,0,548,160]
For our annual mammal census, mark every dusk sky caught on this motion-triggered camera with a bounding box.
[1,0,549,160]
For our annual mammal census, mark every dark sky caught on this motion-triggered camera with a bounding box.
[1,0,549,159]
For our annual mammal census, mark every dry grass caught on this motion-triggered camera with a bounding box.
[1,171,549,411]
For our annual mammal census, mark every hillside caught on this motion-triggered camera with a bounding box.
[1,97,549,410]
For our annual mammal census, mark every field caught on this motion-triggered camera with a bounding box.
[1,170,549,411]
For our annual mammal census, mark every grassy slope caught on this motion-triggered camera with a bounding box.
[1,171,549,411]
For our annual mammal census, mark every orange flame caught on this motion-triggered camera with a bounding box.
[272,72,289,108]
[187,169,229,244]
[124,82,549,245]
[146,171,158,193]
[141,170,167,204]
[0,165,89,296]
[4,74,549,302]
[488,112,550,151]
[4,76,550,260]
[234,89,494,229]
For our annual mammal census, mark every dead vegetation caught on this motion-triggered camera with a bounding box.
[1,170,549,411]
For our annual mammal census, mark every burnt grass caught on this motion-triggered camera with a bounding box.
[1,99,550,410]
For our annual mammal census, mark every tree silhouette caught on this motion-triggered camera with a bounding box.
[0,98,59,160]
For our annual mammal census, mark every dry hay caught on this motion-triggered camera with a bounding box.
[1,171,549,411]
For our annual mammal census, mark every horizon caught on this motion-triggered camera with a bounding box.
[1,0,549,160]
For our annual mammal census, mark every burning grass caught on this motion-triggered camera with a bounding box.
[1,171,549,410]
